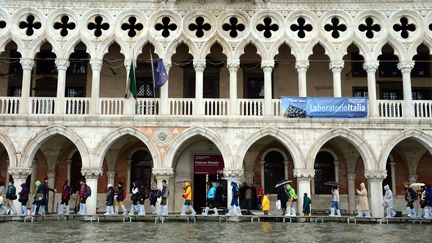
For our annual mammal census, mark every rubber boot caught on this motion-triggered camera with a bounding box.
[336,209,341,217]
[329,208,335,217]
[65,206,70,216]
[202,207,209,215]
[356,210,363,217]
[364,211,371,218]
[162,205,168,216]
[58,204,64,215]
[104,206,111,215]
[285,207,291,216]
[110,206,116,215]
[406,207,412,218]
[121,205,127,216]
[82,204,87,215]
[139,205,145,216]
[225,206,233,216]
[424,208,431,219]
[235,206,242,216]
[115,206,120,215]
[213,208,218,216]
[180,205,188,216]
[291,207,296,216]
[189,206,196,215]
[410,208,416,218]
[151,205,157,215]
[21,206,27,216]
[31,204,37,216]
[129,205,136,216]
[418,208,423,218]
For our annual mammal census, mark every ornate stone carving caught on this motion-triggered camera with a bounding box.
[329,61,344,71]
[363,61,379,72]
[193,59,206,72]
[20,59,34,70]
[347,173,356,181]
[55,59,70,70]
[90,59,103,71]
[153,127,173,146]
[152,168,174,177]
[81,167,103,179]
[227,59,240,72]
[295,60,310,70]
[261,59,275,70]
[223,168,244,179]
[293,168,315,179]
[364,170,387,181]
[8,167,32,180]
[397,61,415,73]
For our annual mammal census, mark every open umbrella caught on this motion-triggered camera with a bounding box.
[410,182,425,191]
[175,178,191,183]
[223,177,240,186]
[275,179,292,188]
[324,181,342,188]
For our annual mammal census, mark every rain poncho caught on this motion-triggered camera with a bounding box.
[286,184,298,200]
[383,185,393,209]
[262,194,270,211]
[207,186,216,199]
[183,182,192,201]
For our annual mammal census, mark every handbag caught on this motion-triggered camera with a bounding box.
[35,193,44,202]
[276,200,281,210]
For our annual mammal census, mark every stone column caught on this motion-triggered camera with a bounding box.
[90,59,103,115]
[9,168,32,213]
[82,168,102,215]
[330,61,344,97]
[283,161,290,180]
[107,170,115,187]
[30,160,37,193]
[47,170,56,212]
[365,170,387,218]
[126,159,132,193]
[409,174,417,185]
[363,61,379,117]
[294,169,315,216]
[347,173,356,214]
[296,60,309,97]
[123,60,135,116]
[193,59,206,115]
[334,161,340,183]
[66,159,72,182]
[260,160,265,190]
[152,168,174,213]
[160,60,171,115]
[55,59,70,115]
[228,59,240,116]
[19,58,34,115]
[261,60,274,116]
[223,168,244,209]
[398,62,415,118]
[389,161,396,193]
[245,171,254,185]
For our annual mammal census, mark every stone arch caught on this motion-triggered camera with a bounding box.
[237,127,304,170]
[20,126,90,168]
[260,147,289,161]
[233,36,266,60]
[270,39,299,60]
[0,129,18,168]
[200,35,232,60]
[319,148,339,161]
[378,129,432,171]
[165,37,198,60]
[164,127,232,169]
[306,128,375,171]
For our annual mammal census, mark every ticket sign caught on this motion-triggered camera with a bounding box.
[194,155,224,175]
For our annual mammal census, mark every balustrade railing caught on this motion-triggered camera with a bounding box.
[377,100,403,118]
[29,97,55,115]
[65,98,90,115]
[239,99,263,116]
[0,97,20,114]
[135,98,160,115]
[100,98,124,115]
[204,99,229,116]
[169,98,194,116]
[414,100,432,118]
[272,99,282,117]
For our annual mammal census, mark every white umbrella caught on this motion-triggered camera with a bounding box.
[223,177,240,186]
[410,182,425,191]
[175,178,191,183]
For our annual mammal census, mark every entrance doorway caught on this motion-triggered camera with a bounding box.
[130,150,153,192]
[264,151,285,193]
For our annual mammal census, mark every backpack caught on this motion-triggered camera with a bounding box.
[86,185,92,198]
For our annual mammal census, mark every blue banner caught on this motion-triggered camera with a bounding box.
[282,97,368,118]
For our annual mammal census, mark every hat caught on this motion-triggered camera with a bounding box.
[43,176,49,181]
[162,179,167,183]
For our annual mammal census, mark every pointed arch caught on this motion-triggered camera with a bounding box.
[199,34,232,60]
[163,127,232,169]
[306,128,375,171]
[237,127,304,170]
[0,129,18,168]
[233,36,265,59]
[165,36,198,60]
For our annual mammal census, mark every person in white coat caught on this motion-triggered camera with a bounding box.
[383,184,396,218]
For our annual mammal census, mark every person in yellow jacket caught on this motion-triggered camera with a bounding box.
[180,182,196,216]
[262,193,270,215]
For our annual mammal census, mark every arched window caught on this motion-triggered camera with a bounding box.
[130,150,153,192]
[314,151,335,194]
[70,152,82,192]
[264,151,285,193]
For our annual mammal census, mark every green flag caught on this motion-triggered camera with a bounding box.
[128,61,137,98]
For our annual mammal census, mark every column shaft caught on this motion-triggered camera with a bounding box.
[296,61,309,97]
[55,59,69,115]
[228,59,239,116]
[19,59,34,115]
[90,59,102,115]
[194,59,206,115]
[398,62,414,117]
[330,61,343,97]
[363,62,378,117]
[262,60,274,116]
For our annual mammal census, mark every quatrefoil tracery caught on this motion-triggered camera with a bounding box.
[324,17,347,39]
[121,16,143,38]
[393,17,416,39]
[222,17,245,38]
[87,15,110,38]
[358,17,381,39]
[19,15,42,36]
[53,15,76,37]
[155,17,177,38]
[290,17,312,39]
[188,16,211,38]
[256,17,279,38]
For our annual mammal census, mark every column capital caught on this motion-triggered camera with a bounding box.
[90,59,103,71]
[363,61,379,72]
[329,61,344,71]
[408,174,418,182]
[227,59,240,71]
[66,159,72,165]
[8,167,32,180]
[259,160,266,166]
[106,171,116,178]
[244,171,254,179]
[223,168,244,179]
[389,161,396,167]
[283,160,290,166]
[294,168,315,179]
[347,173,356,180]
[20,58,34,70]
[193,59,206,71]
[364,170,387,181]
[295,60,309,70]
[261,59,275,70]
[55,59,70,70]
[397,61,415,73]
[47,170,56,178]
[164,59,172,70]
[81,167,103,179]
[152,168,174,178]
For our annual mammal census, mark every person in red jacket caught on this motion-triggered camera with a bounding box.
[58,180,71,215]
[78,178,88,215]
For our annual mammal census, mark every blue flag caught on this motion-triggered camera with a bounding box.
[154,59,168,88]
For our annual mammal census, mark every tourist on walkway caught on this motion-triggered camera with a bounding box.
[255,183,263,210]
[383,185,396,218]
[78,178,89,215]
[129,181,140,216]
[104,184,115,215]
[277,185,288,216]
[18,182,29,216]
[149,182,159,215]
[58,180,71,215]
[245,185,253,214]
[137,182,147,216]
[404,183,417,218]
[5,180,17,215]
[0,180,6,214]
[159,180,169,216]
[115,182,127,216]
[180,181,196,216]
[226,181,242,216]
[418,186,427,218]
[202,182,218,216]
[285,183,298,217]
[72,190,80,214]
[356,182,371,217]
[262,192,270,215]
[33,180,45,215]
[215,183,225,209]
[425,185,432,219]
[329,186,341,217]
[303,193,312,216]
[41,176,56,214]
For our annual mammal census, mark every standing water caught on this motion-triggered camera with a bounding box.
[1,221,432,242]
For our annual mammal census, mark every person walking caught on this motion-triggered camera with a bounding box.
[202,182,218,216]
[255,183,263,210]
[115,182,127,216]
[18,182,29,216]
[424,185,432,219]
[418,186,427,218]
[383,184,396,218]
[404,183,417,218]
[5,180,17,215]
[277,185,288,216]
[262,192,270,215]
[215,183,225,209]
[129,181,140,216]
[78,178,89,215]
[149,183,159,216]
[180,181,196,216]
[159,180,169,216]
[104,184,115,215]
[226,181,242,216]
[137,182,147,216]
[32,180,46,216]
[329,186,341,217]
[0,181,6,214]
[40,176,56,214]
[285,183,298,217]
[303,193,312,216]
[245,185,253,214]
[58,180,72,215]
[356,182,371,217]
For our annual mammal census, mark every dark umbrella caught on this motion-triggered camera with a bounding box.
[324,181,342,188]
[275,179,292,188]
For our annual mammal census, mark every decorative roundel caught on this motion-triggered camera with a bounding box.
[188,16,211,38]
[355,12,387,41]
[87,15,110,38]
[0,10,9,34]
[152,128,172,146]
[324,17,347,39]
[425,12,432,40]
[53,15,76,38]
[183,12,215,41]
[18,14,42,37]
[155,16,177,38]
[252,11,284,41]
[286,12,318,41]
[150,11,181,41]
[256,17,279,38]
[358,17,381,39]
[320,12,353,42]
[389,11,422,41]
[393,17,416,39]
[118,15,145,39]
[218,11,249,41]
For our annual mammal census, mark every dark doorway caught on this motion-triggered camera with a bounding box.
[383,159,393,191]
[70,152,82,192]
[264,151,285,193]
[314,151,335,194]
[130,150,153,192]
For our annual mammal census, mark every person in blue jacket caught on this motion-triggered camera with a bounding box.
[202,182,218,216]
[226,181,242,216]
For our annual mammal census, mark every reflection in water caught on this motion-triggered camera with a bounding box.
[0,221,431,242]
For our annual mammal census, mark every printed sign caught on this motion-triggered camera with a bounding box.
[194,155,224,175]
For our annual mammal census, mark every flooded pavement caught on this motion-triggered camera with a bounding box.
[1,221,431,242]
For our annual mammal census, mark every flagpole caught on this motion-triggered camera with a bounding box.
[150,49,156,98]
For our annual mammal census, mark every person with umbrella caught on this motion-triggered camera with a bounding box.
[226,181,242,216]
[275,179,291,216]
[180,181,196,216]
